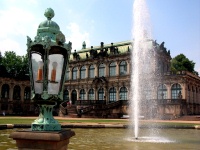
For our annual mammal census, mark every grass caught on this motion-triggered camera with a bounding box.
[0,116,199,128]
[0,116,128,124]
[0,117,35,124]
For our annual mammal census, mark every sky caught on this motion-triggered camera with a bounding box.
[0,0,199,74]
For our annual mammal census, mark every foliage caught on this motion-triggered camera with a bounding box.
[171,54,198,75]
[0,51,29,79]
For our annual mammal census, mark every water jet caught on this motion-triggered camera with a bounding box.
[130,0,154,139]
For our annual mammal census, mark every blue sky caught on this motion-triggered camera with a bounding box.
[0,0,199,74]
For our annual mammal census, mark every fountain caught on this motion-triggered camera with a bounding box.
[130,0,158,140]
[1,1,200,150]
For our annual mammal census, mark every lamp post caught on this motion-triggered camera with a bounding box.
[27,8,72,131]
[10,8,75,150]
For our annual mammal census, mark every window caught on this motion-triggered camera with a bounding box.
[157,84,167,99]
[89,65,95,78]
[109,62,116,76]
[66,69,69,80]
[80,66,86,79]
[119,61,127,75]
[24,87,31,100]
[119,87,128,100]
[80,89,86,100]
[13,85,21,100]
[72,67,78,80]
[109,87,116,101]
[63,90,69,101]
[98,88,104,100]
[88,89,94,100]
[171,83,181,99]
[1,84,9,98]
[71,90,77,104]
[98,63,105,77]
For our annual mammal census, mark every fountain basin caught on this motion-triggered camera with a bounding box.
[1,128,199,150]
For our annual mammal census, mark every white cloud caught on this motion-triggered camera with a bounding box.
[0,2,42,56]
[0,38,23,56]
[65,22,90,51]
[0,7,39,39]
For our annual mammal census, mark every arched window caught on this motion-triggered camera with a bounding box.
[71,90,77,104]
[88,89,94,100]
[72,67,78,80]
[98,63,105,77]
[1,84,9,111]
[80,89,86,100]
[157,84,167,99]
[89,65,95,78]
[80,66,86,79]
[171,83,182,99]
[119,61,127,75]
[119,87,128,100]
[109,62,116,76]
[24,87,31,100]
[98,88,104,100]
[109,87,116,102]
[63,90,69,101]
[13,85,21,100]
[1,84,9,98]
[65,69,69,80]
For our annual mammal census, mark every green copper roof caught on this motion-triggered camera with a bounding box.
[69,40,132,61]
[69,39,171,61]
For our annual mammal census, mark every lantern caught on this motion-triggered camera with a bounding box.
[27,8,71,131]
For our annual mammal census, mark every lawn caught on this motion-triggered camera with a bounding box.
[0,116,199,129]
[0,117,128,124]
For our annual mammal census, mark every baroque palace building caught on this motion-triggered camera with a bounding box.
[0,40,200,119]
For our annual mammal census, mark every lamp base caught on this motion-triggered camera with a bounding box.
[32,103,61,131]
[32,123,61,131]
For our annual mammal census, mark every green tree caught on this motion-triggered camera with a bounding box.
[1,51,29,78]
[171,53,198,75]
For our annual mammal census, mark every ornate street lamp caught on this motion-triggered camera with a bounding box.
[27,8,72,131]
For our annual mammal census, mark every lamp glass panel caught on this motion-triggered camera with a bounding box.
[48,54,64,94]
[31,53,43,94]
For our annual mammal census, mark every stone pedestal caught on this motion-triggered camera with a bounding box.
[9,129,75,150]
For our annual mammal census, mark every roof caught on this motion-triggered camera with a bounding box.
[69,40,132,61]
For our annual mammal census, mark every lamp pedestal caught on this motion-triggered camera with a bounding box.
[10,129,75,150]
[32,103,61,131]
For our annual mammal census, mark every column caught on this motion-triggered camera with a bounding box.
[69,68,72,80]
[104,86,108,104]
[85,65,89,78]
[85,89,89,100]
[116,87,119,101]
[68,89,72,101]
[77,89,80,100]
[95,88,98,100]
[182,83,186,99]
[167,84,171,99]
[116,62,119,76]
[105,63,109,77]
[9,84,14,101]
[127,61,130,75]
[77,67,80,79]
[94,64,98,77]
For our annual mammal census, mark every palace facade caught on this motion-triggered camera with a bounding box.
[0,40,200,119]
